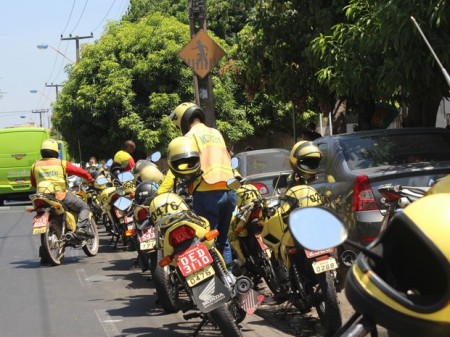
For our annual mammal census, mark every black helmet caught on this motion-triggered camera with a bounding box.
[134,181,159,205]
[170,102,205,135]
[109,162,123,179]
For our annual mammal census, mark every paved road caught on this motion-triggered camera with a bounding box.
[0,201,387,337]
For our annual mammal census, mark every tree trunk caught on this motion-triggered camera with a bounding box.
[331,99,347,134]
[404,94,441,127]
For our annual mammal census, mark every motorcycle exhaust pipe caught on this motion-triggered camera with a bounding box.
[235,276,253,295]
[65,232,77,241]
[340,249,357,267]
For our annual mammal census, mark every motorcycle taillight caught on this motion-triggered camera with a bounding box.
[33,199,49,208]
[137,208,149,221]
[249,207,261,221]
[380,190,401,202]
[169,225,196,247]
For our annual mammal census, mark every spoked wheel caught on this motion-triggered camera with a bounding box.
[208,304,243,337]
[82,216,99,257]
[315,271,342,336]
[41,220,65,266]
[153,249,181,313]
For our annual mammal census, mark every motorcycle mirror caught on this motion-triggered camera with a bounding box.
[288,206,348,251]
[114,196,132,211]
[231,157,239,169]
[96,177,109,185]
[227,178,241,190]
[105,159,113,169]
[150,151,161,163]
[117,171,135,183]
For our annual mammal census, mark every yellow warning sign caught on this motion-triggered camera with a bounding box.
[179,29,225,79]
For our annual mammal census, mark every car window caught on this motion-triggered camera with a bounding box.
[340,132,450,170]
[245,151,291,175]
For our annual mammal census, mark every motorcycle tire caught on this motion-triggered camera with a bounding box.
[82,216,99,257]
[208,304,243,337]
[315,271,342,336]
[153,249,181,313]
[103,214,113,234]
[41,220,65,266]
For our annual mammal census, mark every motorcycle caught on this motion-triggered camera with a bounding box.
[96,171,136,248]
[288,196,450,337]
[150,191,263,337]
[228,183,280,294]
[259,173,342,335]
[27,181,99,266]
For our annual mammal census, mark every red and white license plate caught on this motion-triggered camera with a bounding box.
[177,242,213,277]
[304,248,335,258]
[32,213,49,235]
[139,227,156,250]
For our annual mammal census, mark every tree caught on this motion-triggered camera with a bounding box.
[53,10,252,160]
[312,0,450,128]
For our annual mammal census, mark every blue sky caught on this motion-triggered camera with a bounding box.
[0,0,130,129]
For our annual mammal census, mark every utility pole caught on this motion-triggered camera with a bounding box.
[188,0,216,127]
[45,83,61,97]
[60,33,93,62]
[32,109,49,128]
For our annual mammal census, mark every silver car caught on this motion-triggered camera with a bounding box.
[310,127,450,265]
[235,148,292,196]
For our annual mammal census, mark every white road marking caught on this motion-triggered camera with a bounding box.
[76,268,91,288]
[95,309,124,337]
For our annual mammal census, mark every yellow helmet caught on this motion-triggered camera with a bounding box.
[133,160,164,185]
[167,136,200,180]
[281,185,322,214]
[41,139,59,152]
[289,141,321,180]
[346,193,450,337]
[236,184,261,208]
[169,102,205,135]
[149,192,189,224]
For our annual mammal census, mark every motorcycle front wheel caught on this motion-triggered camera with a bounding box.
[153,249,181,313]
[208,304,243,337]
[82,216,99,257]
[41,220,65,266]
[315,271,342,336]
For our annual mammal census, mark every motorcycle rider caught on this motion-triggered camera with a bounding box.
[30,139,94,238]
[158,102,236,265]
[287,140,322,186]
[113,140,136,171]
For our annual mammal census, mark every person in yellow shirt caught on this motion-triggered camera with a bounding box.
[113,140,136,171]
[158,102,236,265]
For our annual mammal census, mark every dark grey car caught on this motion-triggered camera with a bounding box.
[311,127,450,264]
[235,148,291,196]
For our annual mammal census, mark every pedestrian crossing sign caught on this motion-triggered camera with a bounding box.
[179,29,225,79]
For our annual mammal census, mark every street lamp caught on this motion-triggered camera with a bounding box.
[37,43,75,64]
[30,89,53,102]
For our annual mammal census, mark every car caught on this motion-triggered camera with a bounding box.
[311,127,450,265]
[234,148,292,196]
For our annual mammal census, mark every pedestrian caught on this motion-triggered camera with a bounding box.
[307,122,322,140]
[159,102,236,265]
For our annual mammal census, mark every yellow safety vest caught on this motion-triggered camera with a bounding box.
[32,158,68,193]
[187,123,234,191]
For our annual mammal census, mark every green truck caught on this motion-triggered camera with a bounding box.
[0,127,67,205]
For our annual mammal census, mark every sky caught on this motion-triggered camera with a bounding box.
[0,0,130,129]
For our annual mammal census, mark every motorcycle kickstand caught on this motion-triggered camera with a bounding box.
[191,314,209,337]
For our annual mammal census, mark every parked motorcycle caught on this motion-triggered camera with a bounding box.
[228,183,280,294]
[28,182,99,266]
[288,195,450,337]
[260,174,342,335]
[150,191,262,337]
[97,171,136,248]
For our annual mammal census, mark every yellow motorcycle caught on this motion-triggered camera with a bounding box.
[260,175,342,335]
[150,192,262,337]
[229,183,280,294]
[28,182,99,266]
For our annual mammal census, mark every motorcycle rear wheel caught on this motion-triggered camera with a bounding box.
[208,304,243,337]
[41,220,65,266]
[82,216,99,257]
[153,249,181,313]
[315,271,342,336]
